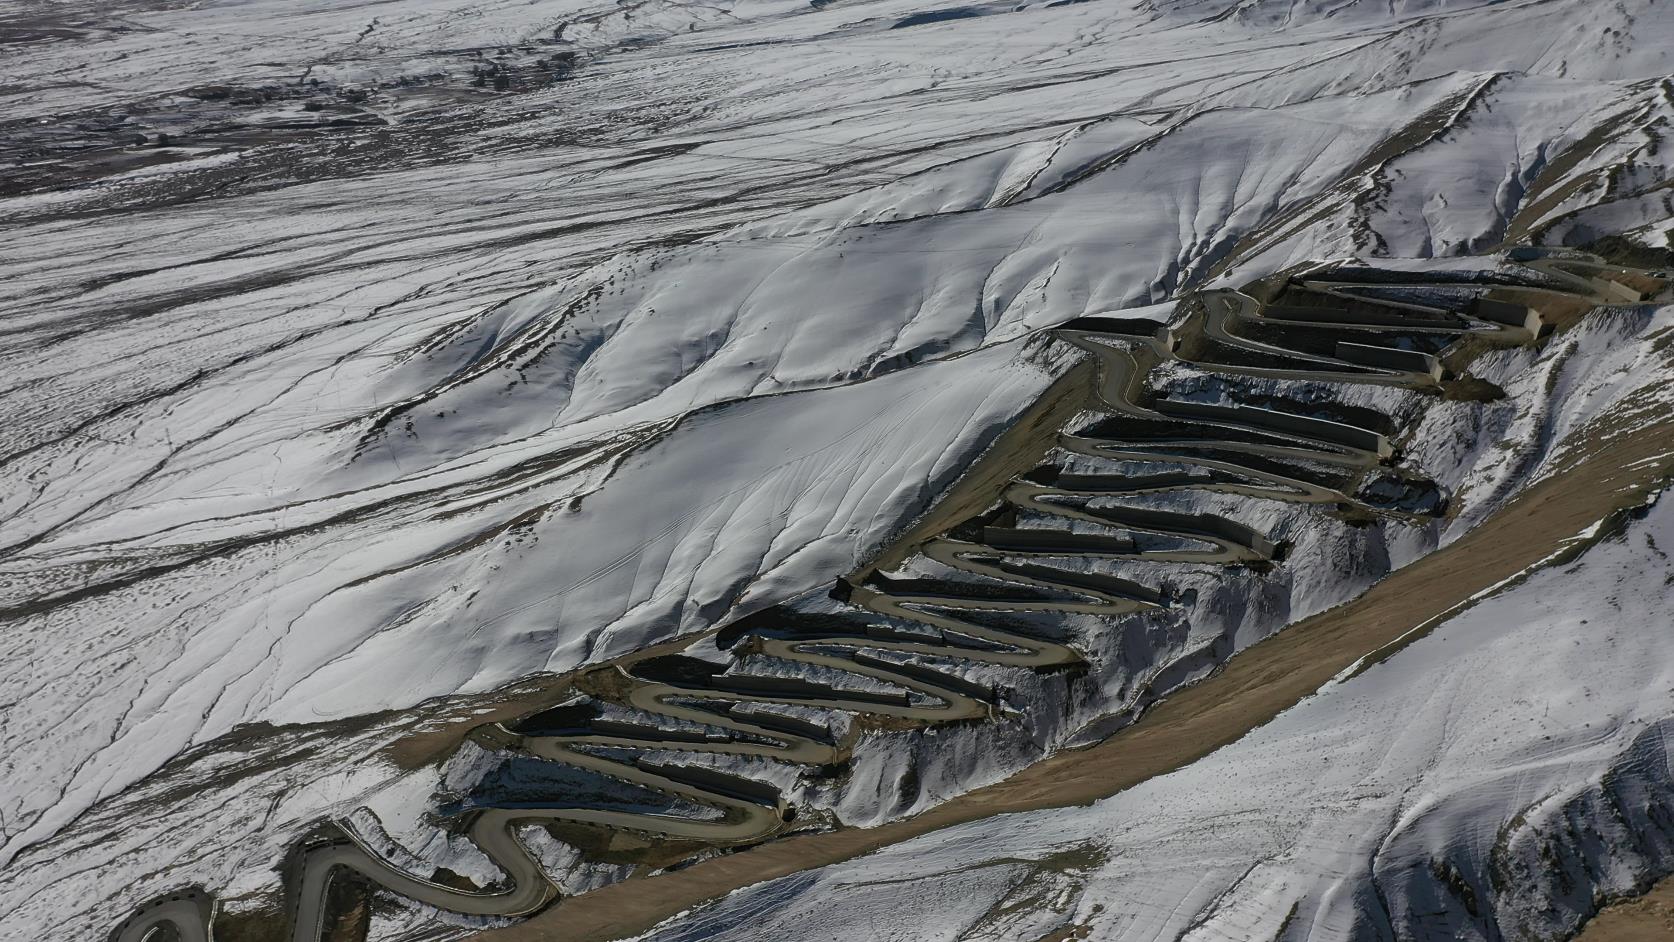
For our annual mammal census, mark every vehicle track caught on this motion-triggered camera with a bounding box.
[110,250,1663,942]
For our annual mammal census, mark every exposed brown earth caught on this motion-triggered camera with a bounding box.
[1574,876,1674,942]
[471,349,1674,941]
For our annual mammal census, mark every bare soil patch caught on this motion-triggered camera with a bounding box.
[1575,876,1674,942]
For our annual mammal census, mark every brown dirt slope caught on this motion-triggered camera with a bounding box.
[1574,876,1674,942]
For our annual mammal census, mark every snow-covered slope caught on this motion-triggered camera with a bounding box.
[3,0,1674,938]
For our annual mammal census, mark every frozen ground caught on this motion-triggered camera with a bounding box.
[3,0,1674,938]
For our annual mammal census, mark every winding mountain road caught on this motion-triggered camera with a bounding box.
[111,250,1664,942]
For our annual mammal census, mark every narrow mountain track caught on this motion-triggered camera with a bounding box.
[110,250,1663,942]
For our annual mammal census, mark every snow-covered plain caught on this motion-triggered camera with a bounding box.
[3,0,1674,938]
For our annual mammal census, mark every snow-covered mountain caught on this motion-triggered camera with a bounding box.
[2,0,1673,939]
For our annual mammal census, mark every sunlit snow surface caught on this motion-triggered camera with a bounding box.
[2,0,1673,937]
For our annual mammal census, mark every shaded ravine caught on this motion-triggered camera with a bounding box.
[109,250,1663,942]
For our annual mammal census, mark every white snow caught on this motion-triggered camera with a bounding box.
[3,0,1674,936]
